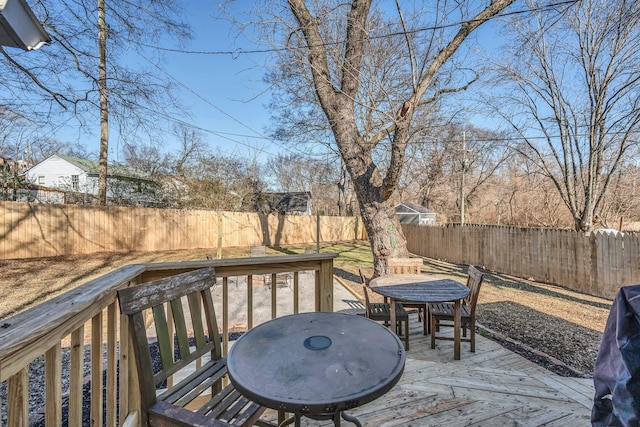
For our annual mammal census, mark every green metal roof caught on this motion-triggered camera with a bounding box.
[57,154,150,180]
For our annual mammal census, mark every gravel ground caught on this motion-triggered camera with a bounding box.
[0,347,93,426]
[473,270,610,377]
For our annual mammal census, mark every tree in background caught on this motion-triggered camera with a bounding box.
[249,0,515,274]
[269,153,345,215]
[400,123,508,224]
[492,0,640,232]
[122,126,267,210]
[484,157,571,227]
[0,0,192,204]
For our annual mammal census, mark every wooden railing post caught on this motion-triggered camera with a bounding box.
[317,258,334,312]
[45,343,62,426]
[7,368,29,426]
[69,325,84,426]
[91,311,103,427]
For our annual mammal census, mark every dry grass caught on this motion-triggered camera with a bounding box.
[0,247,250,320]
[0,241,611,376]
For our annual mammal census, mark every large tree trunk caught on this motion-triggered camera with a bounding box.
[576,209,594,233]
[358,194,408,276]
[339,126,410,276]
[286,0,515,273]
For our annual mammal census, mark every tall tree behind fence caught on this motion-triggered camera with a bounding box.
[0,202,365,260]
[404,224,640,299]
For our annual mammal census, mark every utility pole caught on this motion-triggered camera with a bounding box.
[460,130,466,226]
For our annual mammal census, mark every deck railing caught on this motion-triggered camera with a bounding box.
[0,252,337,427]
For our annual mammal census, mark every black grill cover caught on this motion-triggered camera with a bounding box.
[592,285,640,426]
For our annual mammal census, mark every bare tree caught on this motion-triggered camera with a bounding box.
[401,123,508,223]
[0,1,192,204]
[122,143,172,178]
[595,160,640,229]
[269,153,343,214]
[243,0,515,274]
[486,157,572,227]
[492,0,640,232]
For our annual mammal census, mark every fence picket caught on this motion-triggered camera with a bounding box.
[2,201,636,299]
[405,224,639,299]
[0,202,364,260]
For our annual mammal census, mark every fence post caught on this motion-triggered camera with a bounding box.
[355,215,359,240]
[316,213,320,253]
[590,232,598,296]
[217,212,223,259]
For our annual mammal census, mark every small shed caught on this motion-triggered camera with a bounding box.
[395,202,436,225]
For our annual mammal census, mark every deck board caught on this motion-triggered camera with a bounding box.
[260,313,594,426]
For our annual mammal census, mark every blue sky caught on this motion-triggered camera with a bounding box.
[57,0,508,165]
[53,0,281,164]
[130,0,279,162]
[158,1,278,159]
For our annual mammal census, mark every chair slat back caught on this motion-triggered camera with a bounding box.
[358,268,367,286]
[388,257,422,275]
[358,268,372,318]
[465,265,484,313]
[362,285,374,318]
[118,267,221,407]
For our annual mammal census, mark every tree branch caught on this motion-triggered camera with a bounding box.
[417,72,479,106]
[287,0,340,121]
[413,0,516,103]
[0,47,72,109]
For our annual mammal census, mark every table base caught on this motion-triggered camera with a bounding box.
[278,411,363,427]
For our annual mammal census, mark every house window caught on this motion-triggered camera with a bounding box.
[37,175,45,185]
[71,175,79,191]
[57,175,70,187]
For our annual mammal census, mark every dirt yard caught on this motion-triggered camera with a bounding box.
[0,243,612,377]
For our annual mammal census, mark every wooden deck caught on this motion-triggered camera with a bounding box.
[260,314,594,426]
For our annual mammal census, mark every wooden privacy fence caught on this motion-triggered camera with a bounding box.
[0,202,365,260]
[404,224,640,299]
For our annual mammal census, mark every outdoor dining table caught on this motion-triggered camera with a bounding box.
[369,274,470,360]
[226,311,406,427]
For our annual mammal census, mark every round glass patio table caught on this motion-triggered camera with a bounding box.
[227,311,406,427]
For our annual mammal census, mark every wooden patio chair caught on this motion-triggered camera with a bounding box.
[429,265,484,352]
[388,257,428,335]
[117,267,272,427]
[359,268,410,350]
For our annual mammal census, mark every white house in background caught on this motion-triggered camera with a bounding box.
[395,202,437,225]
[25,154,157,203]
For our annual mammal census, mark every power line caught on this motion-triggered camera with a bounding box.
[133,103,281,158]
[136,52,315,159]
[135,0,579,56]
[413,129,640,145]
